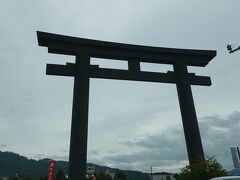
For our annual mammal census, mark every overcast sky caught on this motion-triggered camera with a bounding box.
[0,0,240,173]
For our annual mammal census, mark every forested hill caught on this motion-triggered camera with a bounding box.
[0,151,149,179]
[0,151,68,177]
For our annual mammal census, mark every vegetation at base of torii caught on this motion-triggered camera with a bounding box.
[38,176,47,180]
[143,176,151,180]
[175,156,227,180]
[114,170,127,180]
[6,170,66,180]
[55,169,67,180]
[86,172,112,180]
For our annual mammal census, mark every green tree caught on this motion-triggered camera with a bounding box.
[105,174,112,180]
[95,172,112,180]
[143,175,151,180]
[176,156,227,180]
[38,176,47,180]
[9,176,21,180]
[114,170,127,180]
[55,169,67,180]
[22,176,31,180]
[96,172,106,180]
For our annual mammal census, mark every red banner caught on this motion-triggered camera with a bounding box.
[92,175,96,180]
[48,160,56,180]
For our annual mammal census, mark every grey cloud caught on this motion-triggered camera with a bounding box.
[0,144,7,148]
[45,155,69,161]
[89,150,99,156]
[62,149,69,153]
[199,111,240,149]
[101,151,187,172]
[104,150,186,164]
[123,132,184,150]
[96,111,240,171]
[199,111,240,169]
[31,154,45,160]
[99,128,187,171]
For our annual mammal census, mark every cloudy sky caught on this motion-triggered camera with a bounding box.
[0,0,240,173]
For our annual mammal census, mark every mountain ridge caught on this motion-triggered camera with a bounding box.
[0,151,149,180]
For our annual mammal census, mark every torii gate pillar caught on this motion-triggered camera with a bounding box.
[68,53,90,179]
[174,61,204,162]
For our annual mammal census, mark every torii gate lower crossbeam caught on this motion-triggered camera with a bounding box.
[37,31,216,180]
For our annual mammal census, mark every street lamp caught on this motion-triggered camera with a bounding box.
[227,44,240,53]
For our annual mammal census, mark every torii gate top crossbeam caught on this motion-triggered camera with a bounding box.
[37,31,216,67]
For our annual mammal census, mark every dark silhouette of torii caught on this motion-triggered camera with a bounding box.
[37,31,216,180]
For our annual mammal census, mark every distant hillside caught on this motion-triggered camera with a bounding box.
[0,151,149,179]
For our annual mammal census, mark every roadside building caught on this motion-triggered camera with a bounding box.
[86,166,95,179]
[152,172,176,180]
[105,168,115,179]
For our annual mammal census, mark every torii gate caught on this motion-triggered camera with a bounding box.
[37,31,216,180]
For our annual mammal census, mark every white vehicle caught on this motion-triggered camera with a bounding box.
[210,176,240,180]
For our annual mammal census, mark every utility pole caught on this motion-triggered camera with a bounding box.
[150,166,153,180]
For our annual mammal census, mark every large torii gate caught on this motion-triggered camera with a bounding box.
[37,31,216,180]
